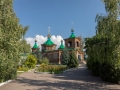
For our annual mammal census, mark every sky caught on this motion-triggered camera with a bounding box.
[13,0,106,48]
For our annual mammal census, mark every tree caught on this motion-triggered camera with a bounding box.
[19,39,31,53]
[85,0,120,83]
[61,48,69,65]
[33,50,42,64]
[0,0,29,82]
[79,35,85,51]
[67,51,78,68]
[23,55,37,69]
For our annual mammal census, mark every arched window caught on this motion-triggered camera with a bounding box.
[76,42,79,47]
[68,41,72,47]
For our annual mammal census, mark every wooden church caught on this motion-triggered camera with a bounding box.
[32,28,84,64]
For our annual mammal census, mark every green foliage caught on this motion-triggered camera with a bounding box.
[19,39,31,53]
[79,35,84,51]
[40,57,49,65]
[67,51,78,68]
[85,0,120,83]
[23,55,37,69]
[36,65,67,74]
[17,66,29,72]
[0,0,29,82]
[33,51,42,64]
[61,48,69,65]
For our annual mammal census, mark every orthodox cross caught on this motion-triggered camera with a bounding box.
[71,22,74,28]
[71,22,74,32]
[48,26,51,34]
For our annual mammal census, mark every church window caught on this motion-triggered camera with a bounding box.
[68,41,72,47]
[76,42,79,47]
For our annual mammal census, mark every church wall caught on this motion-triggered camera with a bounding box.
[44,50,61,64]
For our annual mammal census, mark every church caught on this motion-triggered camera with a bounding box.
[31,28,84,64]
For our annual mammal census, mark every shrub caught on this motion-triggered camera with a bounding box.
[23,54,37,69]
[17,66,29,72]
[36,65,67,74]
[40,57,49,65]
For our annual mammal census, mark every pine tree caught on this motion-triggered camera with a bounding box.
[61,48,69,65]
[68,51,78,68]
[33,50,42,64]
[0,0,29,82]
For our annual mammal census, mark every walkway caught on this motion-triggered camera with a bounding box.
[0,64,120,90]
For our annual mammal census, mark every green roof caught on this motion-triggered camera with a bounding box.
[69,28,76,38]
[32,40,39,48]
[59,40,65,49]
[44,38,55,46]
[69,33,76,38]
[67,48,75,50]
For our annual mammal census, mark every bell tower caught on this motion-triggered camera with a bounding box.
[64,28,81,50]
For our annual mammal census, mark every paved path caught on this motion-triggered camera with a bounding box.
[0,64,120,90]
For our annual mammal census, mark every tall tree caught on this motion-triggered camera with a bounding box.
[67,51,78,68]
[61,48,69,65]
[85,0,120,83]
[79,35,85,51]
[19,39,31,53]
[33,50,42,64]
[0,0,29,82]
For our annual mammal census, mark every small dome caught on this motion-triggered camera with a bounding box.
[69,28,76,38]
[32,40,39,48]
[44,34,55,46]
[59,40,65,49]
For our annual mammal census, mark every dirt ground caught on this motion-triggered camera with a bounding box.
[0,64,120,90]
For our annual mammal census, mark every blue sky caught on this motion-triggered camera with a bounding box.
[13,0,106,39]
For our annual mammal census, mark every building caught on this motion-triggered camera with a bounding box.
[32,28,84,64]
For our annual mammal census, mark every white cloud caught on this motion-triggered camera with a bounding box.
[25,35,65,50]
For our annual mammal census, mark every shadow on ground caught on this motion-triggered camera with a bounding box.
[14,64,117,90]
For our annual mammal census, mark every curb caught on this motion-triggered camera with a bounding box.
[34,71,51,74]
[17,71,24,72]
[0,80,12,87]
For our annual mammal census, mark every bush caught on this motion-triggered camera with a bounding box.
[100,62,120,83]
[40,57,49,65]
[17,66,29,72]
[91,61,100,76]
[36,65,67,74]
[23,54,37,69]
